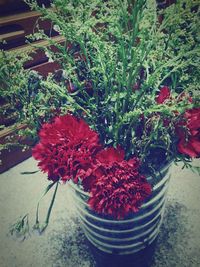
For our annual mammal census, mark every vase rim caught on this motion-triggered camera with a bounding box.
[68,159,173,197]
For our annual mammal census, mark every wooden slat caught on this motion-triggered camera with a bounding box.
[0,30,25,40]
[31,61,61,76]
[0,147,32,173]
[0,124,26,140]
[0,11,41,25]
[11,35,65,68]
[9,35,65,53]
[0,8,57,51]
[0,123,32,173]
[0,122,34,173]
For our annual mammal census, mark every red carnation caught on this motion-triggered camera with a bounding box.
[177,107,200,158]
[88,148,152,219]
[32,114,101,182]
[96,146,125,164]
[156,86,171,104]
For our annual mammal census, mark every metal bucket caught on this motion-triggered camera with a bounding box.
[69,163,172,255]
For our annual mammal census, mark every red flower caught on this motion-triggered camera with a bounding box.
[177,108,200,158]
[96,146,125,164]
[155,87,199,157]
[32,114,101,182]
[88,148,152,219]
[156,86,171,104]
[156,87,192,106]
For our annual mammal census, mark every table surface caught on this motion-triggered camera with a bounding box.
[0,158,200,267]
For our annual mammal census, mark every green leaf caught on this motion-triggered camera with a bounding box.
[191,166,200,176]
[20,171,39,175]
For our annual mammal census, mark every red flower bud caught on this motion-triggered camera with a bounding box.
[177,108,200,158]
[156,86,171,104]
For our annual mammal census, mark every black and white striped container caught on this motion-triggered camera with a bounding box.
[69,163,172,255]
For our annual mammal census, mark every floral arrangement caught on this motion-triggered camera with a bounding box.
[1,0,199,236]
[32,114,152,219]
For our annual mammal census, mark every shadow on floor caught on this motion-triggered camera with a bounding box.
[88,239,157,267]
[50,201,188,267]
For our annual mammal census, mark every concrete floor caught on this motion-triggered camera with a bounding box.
[0,157,200,267]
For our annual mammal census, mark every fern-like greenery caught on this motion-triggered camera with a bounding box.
[1,0,200,169]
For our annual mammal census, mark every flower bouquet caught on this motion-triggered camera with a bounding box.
[3,0,199,253]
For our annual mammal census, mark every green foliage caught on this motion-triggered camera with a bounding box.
[9,181,59,239]
[9,213,30,241]
[1,0,200,167]
[0,51,75,149]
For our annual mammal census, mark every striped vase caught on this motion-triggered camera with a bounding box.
[69,162,172,255]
